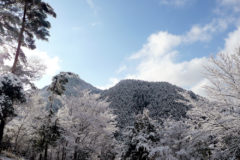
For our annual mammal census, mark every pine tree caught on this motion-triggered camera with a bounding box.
[0,0,56,73]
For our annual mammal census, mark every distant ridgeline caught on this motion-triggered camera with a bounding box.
[41,72,200,130]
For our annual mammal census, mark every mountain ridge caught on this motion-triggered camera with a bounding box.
[40,72,202,130]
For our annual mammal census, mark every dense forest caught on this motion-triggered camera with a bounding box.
[1,0,240,160]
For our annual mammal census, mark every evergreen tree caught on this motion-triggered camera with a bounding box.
[0,0,56,74]
[121,109,161,160]
[34,72,66,160]
[32,110,61,160]
[0,73,25,150]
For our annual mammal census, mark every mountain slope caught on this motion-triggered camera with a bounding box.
[101,79,199,129]
[39,72,101,111]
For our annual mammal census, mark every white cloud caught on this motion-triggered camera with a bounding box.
[22,48,60,76]
[184,25,214,43]
[2,47,60,77]
[130,32,181,59]
[222,27,240,54]
[124,18,233,94]
[191,79,210,97]
[124,24,240,96]
[1,47,60,88]
[184,18,233,43]
[127,31,208,95]
[22,48,61,88]
[159,0,191,7]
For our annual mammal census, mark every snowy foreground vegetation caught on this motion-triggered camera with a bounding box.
[1,52,240,160]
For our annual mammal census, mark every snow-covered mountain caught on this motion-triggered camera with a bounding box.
[40,72,100,97]
[40,72,201,129]
[101,79,201,130]
[39,72,100,111]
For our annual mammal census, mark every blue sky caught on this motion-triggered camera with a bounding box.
[33,0,240,95]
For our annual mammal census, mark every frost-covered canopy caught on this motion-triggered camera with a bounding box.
[0,73,25,119]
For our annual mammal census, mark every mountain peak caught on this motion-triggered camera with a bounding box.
[56,72,80,79]
[102,79,200,130]
[41,72,100,97]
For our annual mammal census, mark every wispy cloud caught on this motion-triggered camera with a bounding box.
[217,0,240,12]
[71,26,84,32]
[159,0,192,7]
[214,0,240,17]
[116,65,127,74]
[90,22,101,27]
[184,18,234,43]
[85,0,98,14]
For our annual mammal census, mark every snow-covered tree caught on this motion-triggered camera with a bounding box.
[180,90,240,159]
[6,72,67,159]
[32,110,61,160]
[0,73,25,150]
[57,92,117,160]
[0,52,47,89]
[120,109,164,160]
[4,92,46,154]
[31,71,67,160]
[205,49,240,110]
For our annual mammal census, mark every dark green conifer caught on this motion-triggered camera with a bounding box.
[0,0,56,73]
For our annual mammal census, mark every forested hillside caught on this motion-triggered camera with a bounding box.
[101,79,197,130]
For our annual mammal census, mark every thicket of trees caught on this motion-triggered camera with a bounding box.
[4,76,118,160]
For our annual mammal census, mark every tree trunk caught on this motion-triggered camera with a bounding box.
[39,154,42,160]
[73,147,77,160]
[11,0,27,73]
[44,143,48,160]
[30,154,35,160]
[49,151,52,160]
[56,146,60,160]
[0,119,5,151]
[14,123,24,151]
[61,146,65,160]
